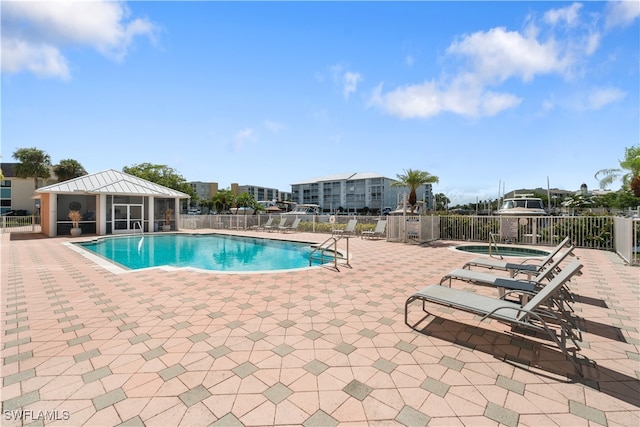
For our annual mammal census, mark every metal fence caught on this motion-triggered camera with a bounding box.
[139,214,640,266]
[437,215,615,250]
[1,215,41,234]
[387,215,439,243]
[4,213,637,265]
[178,214,382,234]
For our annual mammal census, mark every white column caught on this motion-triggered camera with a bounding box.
[149,196,155,232]
[174,197,180,231]
[98,194,107,235]
[49,193,58,237]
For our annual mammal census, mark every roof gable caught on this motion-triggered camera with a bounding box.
[36,169,190,198]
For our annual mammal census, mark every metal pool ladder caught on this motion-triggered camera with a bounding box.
[488,232,503,259]
[134,221,144,253]
[134,221,144,235]
[309,236,351,271]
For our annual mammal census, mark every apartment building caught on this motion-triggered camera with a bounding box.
[236,185,292,203]
[0,163,58,216]
[189,181,219,203]
[290,172,434,214]
[188,181,291,206]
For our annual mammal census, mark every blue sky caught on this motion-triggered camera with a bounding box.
[2,1,639,205]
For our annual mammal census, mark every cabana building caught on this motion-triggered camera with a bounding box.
[35,169,190,237]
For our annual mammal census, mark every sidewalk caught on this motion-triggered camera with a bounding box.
[1,231,638,426]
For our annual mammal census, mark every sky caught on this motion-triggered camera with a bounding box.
[2,1,639,206]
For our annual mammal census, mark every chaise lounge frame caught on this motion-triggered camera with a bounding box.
[462,236,573,278]
[405,259,585,375]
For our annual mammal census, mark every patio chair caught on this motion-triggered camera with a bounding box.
[279,217,301,233]
[405,259,585,375]
[443,245,575,293]
[361,219,387,240]
[462,236,573,278]
[333,219,357,236]
[253,217,274,231]
[266,217,285,232]
[442,250,579,321]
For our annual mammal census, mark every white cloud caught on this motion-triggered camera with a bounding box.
[343,71,362,100]
[231,128,256,151]
[1,38,70,79]
[481,91,522,116]
[605,0,640,29]
[368,73,521,119]
[541,97,556,114]
[446,27,570,83]
[1,1,157,79]
[369,3,623,120]
[584,31,601,55]
[405,55,415,66]
[585,87,626,110]
[329,64,362,100]
[543,2,583,27]
[264,120,285,132]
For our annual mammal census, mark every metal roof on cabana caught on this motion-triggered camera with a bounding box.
[35,169,190,198]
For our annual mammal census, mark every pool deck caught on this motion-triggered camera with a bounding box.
[1,230,639,426]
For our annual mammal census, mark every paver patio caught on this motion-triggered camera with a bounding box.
[1,230,639,426]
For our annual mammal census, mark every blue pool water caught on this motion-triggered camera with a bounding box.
[76,234,324,272]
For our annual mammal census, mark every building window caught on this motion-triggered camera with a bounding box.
[0,180,11,214]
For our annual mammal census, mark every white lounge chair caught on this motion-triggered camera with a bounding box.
[265,217,285,232]
[462,236,573,278]
[253,217,274,231]
[443,246,575,293]
[333,219,357,236]
[405,259,585,375]
[279,218,301,233]
[361,219,386,240]
[442,250,579,320]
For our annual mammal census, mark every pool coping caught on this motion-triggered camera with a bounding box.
[450,243,550,258]
[64,231,351,275]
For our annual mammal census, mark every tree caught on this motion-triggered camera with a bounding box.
[200,198,215,214]
[53,159,87,182]
[595,145,640,196]
[12,147,52,189]
[212,189,235,214]
[122,163,195,197]
[235,192,258,216]
[391,168,440,213]
[434,193,450,211]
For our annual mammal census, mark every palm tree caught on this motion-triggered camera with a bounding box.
[53,159,87,182]
[212,189,235,214]
[235,192,255,216]
[12,147,52,189]
[595,145,640,196]
[391,169,440,213]
[434,193,450,211]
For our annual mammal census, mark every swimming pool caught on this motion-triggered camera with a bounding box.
[75,234,328,272]
[455,244,550,257]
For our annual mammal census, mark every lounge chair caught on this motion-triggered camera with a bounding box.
[462,236,573,278]
[279,217,301,233]
[333,219,357,236]
[253,217,274,231]
[265,217,285,232]
[442,250,579,320]
[361,219,386,240]
[442,246,575,294]
[405,259,585,375]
